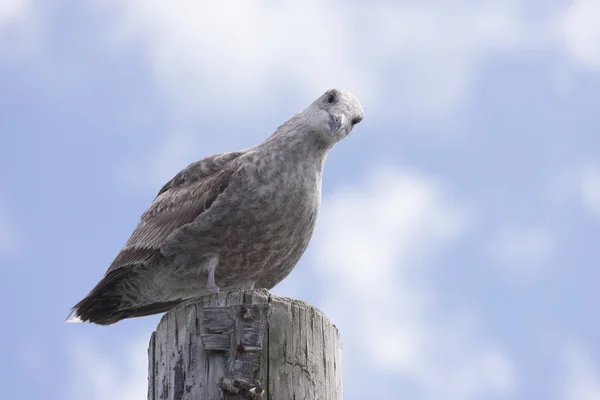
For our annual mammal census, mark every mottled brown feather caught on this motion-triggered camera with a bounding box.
[105,153,241,275]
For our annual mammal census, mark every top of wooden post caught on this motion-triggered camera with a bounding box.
[147,289,343,400]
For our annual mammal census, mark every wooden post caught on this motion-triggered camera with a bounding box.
[147,289,342,400]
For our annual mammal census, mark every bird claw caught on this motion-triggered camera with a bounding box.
[205,256,220,294]
[206,283,220,294]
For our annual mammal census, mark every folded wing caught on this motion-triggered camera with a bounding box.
[105,151,244,275]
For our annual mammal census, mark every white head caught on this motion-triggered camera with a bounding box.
[302,88,364,146]
[264,88,364,154]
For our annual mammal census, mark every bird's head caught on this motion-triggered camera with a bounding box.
[304,88,364,146]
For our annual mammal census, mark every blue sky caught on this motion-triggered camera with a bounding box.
[1,1,599,399]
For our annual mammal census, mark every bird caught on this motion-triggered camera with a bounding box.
[66,88,364,325]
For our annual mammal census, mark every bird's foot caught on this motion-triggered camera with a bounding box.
[205,282,220,294]
[204,255,220,294]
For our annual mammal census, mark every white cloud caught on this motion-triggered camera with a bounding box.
[562,344,600,400]
[0,0,39,59]
[553,164,600,217]
[312,166,515,399]
[580,165,600,217]
[94,0,545,121]
[489,226,554,281]
[117,127,261,190]
[561,0,600,70]
[97,1,600,190]
[545,164,600,220]
[118,131,203,190]
[67,336,148,400]
[4,1,591,122]
[0,0,29,27]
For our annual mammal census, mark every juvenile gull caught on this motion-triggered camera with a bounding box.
[67,88,364,325]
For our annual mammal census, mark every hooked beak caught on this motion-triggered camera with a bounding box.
[328,113,344,135]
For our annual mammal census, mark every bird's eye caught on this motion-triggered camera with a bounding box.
[327,93,336,104]
[351,116,363,125]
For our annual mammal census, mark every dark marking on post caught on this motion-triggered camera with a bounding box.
[173,354,185,400]
[236,344,245,357]
[200,303,270,395]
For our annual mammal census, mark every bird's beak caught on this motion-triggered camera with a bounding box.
[328,113,345,135]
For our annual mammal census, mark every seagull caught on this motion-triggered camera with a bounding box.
[67,88,364,325]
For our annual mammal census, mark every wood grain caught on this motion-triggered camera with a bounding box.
[147,290,342,400]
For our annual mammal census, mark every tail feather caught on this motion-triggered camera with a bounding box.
[64,309,83,323]
[66,267,182,325]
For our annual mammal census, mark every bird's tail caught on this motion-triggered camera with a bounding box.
[65,309,83,323]
[65,268,181,325]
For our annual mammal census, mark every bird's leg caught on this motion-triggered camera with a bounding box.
[205,256,220,294]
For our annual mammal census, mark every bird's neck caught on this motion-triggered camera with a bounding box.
[260,118,331,170]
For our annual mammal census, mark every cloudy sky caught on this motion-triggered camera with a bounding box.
[2,1,599,399]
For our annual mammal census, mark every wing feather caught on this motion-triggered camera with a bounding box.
[105,151,243,275]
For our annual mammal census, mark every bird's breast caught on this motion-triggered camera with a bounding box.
[230,166,319,249]
[205,158,323,289]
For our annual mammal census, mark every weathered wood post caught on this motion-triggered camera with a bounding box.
[147,289,342,400]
